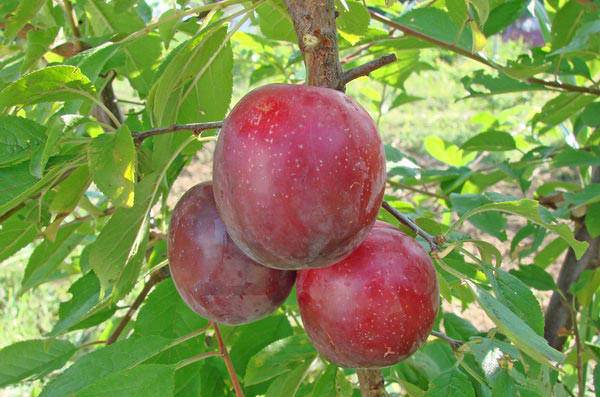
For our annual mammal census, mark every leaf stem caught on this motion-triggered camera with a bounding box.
[381,201,441,251]
[175,351,221,370]
[431,330,464,350]
[341,54,397,87]
[133,121,223,144]
[213,323,245,397]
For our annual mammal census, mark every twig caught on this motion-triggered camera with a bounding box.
[340,54,397,87]
[382,201,441,251]
[431,330,464,350]
[79,340,108,349]
[387,180,448,200]
[176,351,221,370]
[356,369,388,397]
[106,265,170,345]
[213,323,245,397]
[62,0,82,52]
[368,9,600,97]
[133,121,224,144]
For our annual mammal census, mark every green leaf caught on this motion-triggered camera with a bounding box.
[370,50,431,89]
[0,204,39,263]
[552,20,600,55]
[461,130,516,152]
[551,0,585,51]
[66,43,123,84]
[388,93,423,110]
[483,0,527,36]
[443,313,479,340]
[580,102,600,127]
[490,268,545,335]
[510,265,557,291]
[0,66,96,109]
[88,174,156,290]
[451,199,588,259]
[392,8,472,51]
[532,93,595,133]
[467,281,564,365]
[446,0,468,28]
[117,34,163,97]
[450,194,507,241]
[0,339,76,387]
[49,165,90,214]
[85,0,143,35]
[552,147,600,168]
[2,0,45,42]
[570,268,600,307]
[245,334,316,386]
[586,203,600,238]
[29,118,63,179]
[564,184,600,208]
[40,336,172,397]
[265,360,313,397]
[423,367,475,396]
[20,223,85,293]
[256,0,297,42]
[533,238,569,268]
[593,363,599,397]
[461,70,541,97]
[425,136,477,167]
[312,365,354,397]
[337,1,370,36]
[50,272,107,336]
[88,125,136,208]
[135,278,207,338]
[0,116,46,167]
[21,27,59,72]
[75,365,175,397]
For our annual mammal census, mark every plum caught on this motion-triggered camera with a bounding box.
[297,222,439,368]
[213,84,386,270]
[168,182,296,325]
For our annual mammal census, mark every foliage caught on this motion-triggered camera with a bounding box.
[0,0,599,396]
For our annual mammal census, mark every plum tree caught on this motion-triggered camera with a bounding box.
[168,182,296,325]
[296,222,439,368]
[213,84,386,270]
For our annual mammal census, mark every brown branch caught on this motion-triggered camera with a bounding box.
[382,201,441,251]
[100,72,123,128]
[356,369,388,397]
[106,265,170,345]
[387,180,449,200]
[545,167,600,350]
[213,323,245,397]
[341,54,397,87]
[176,351,221,370]
[133,121,224,144]
[368,9,600,97]
[431,330,464,351]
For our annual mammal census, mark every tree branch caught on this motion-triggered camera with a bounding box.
[213,323,245,397]
[356,369,388,397]
[368,8,600,97]
[62,0,82,52]
[341,54,397,87]
[133,121,224,144]
[431,330,464,351]
[106,265,170,345]
[382,201,441,251]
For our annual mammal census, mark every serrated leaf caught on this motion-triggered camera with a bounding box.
[0,204,39,263]
[89,125,136,208]
[75,364,175,397]
[450,194,507,241]
[551,0,585,51]
[483,0,526,36]
[462,130,516,152]
[552,147,600,168]
[532,93,595,133]
[0,66,96,109]
[29,118,63,179]
[443,313,479,340]
[423,367,474,396]
[0,339,76,387]
[425,136,477,167]
[467,281,564,365]
[265,359,313,397]
[461,69,541,97]
[40,336,172,397]
[20,223,85,294]
[256,0,297,42]
[2,0,45,42]
[312,365,354,397]
[446,0,468,28]
[337,1,370,36]
[49,165,90,214]
[245,334,316,386]
[451,199,588,259]
[509,265,557,291]
[135,278,207,338]
[21,27,59,73]
[0,116,46,167]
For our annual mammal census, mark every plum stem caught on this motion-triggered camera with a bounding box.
[213,322,245,397]
[431,330,464,351]
[133,121,224,144]
[382,201,441,252]
[341,54,397,87]
[356,369,389,397]
[106,265,170,345]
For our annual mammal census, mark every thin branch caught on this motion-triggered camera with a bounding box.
[213,323,245,397]
[356,369,388,397]
[382,201,441,251]
[368,9,600,97]
[341,54,397,87]
[106,265,170,345]
[176,351,221,370]
[62,0,82,52]
[387,180,448,200]
[431,330,464,351]
[133,121,224,144]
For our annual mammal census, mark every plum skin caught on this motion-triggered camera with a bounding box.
[213,84,386,270]
[168,182,296,325]
[296,222,439,368]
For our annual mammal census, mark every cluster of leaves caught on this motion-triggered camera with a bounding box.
[0,0,599,396]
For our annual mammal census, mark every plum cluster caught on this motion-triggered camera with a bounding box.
[168,84,439,368]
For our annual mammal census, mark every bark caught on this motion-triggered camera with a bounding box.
[544,167,600,350]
